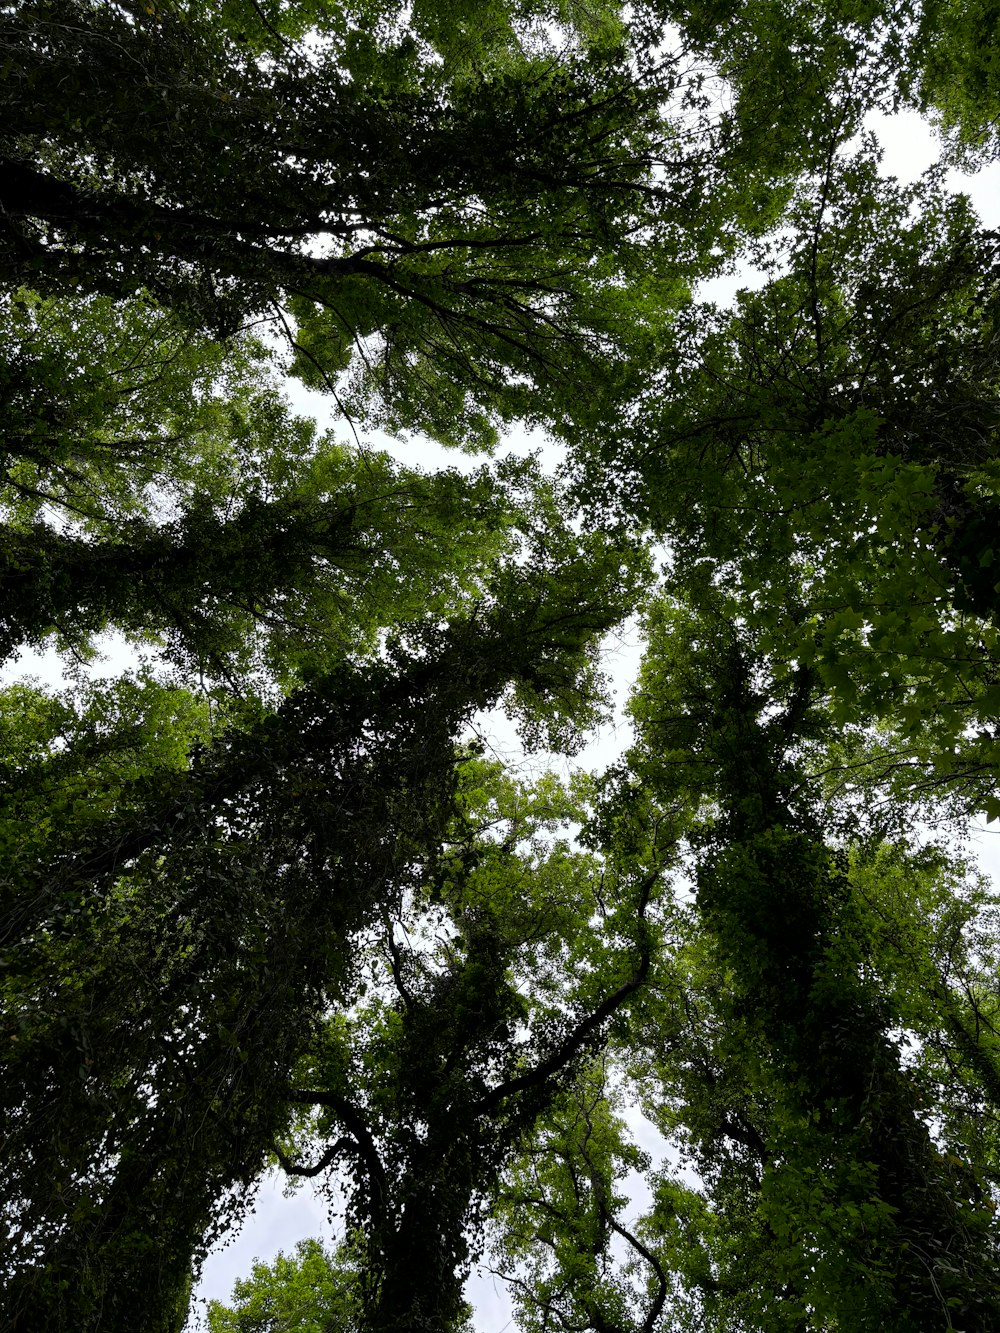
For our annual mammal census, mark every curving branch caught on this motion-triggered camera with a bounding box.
[273,1135,351,1178]
[605,1215,669,1333]
[473,870,659,1113]
[287,1088,388,1217]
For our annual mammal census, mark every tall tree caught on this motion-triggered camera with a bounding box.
[0,0,734,445]
[572,145,1000,818]
[621,591,1000,1328]
[266,758,663,1333]
[490,827,1000,1333]
[203,758,669,1333]
[0,287,550,681]
[0,535,643,1331]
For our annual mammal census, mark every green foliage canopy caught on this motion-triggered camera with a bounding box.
[4,1,1000,1331]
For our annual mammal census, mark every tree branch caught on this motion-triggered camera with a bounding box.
[287,1088,388,1213]
[474,871,658,1112]
[273,1135,352,1178]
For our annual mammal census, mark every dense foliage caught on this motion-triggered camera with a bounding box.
[2,1,1000,1331]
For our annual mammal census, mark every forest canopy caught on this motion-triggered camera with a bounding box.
[2,1,1000,1331]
